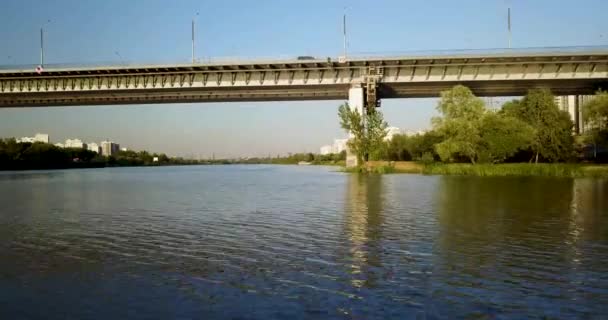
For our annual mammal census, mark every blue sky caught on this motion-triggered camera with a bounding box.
[1,0,607,157]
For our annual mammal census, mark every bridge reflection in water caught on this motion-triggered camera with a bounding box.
[343,174,384,289]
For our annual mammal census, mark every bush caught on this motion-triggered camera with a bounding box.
[419,152,435,165]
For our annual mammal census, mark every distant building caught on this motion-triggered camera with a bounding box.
[64,138,85,149]
[54,143,65,148]
[555,95,593,134]
[320,145,333,155]
[404,129,427,136]
[120,147,128,152]
[33,133,49,143]
[101,141,120,156]
[385,127,401,141]
[17,137,34,143]
[332,139,348,154]
[17,133,49,144]
[87,142,100,153]
[320,138,348,155]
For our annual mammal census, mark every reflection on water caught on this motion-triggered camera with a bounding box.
[343,174,384,289]
[434,176,608,319]
[0,166,607,319]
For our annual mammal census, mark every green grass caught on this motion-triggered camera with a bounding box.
[338,162,608,177]
[311,160,345,166]
[422,163,608,178]
[340,165,397,174]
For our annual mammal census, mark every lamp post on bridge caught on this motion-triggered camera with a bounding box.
[340,7,348,62]
[507,7,511,49]
[40,20,51,68]
[192,12,199,64]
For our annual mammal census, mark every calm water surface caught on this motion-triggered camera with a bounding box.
[0,165,607,319]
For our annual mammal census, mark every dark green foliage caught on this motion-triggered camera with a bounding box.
[501,89,575,163]
[431,86,534,164]
[583,91,608,129]
[384,132,442,162]
[338,103,388,164]
[0,139,100,170]
[477,112,534,163]
[581,91,608,162]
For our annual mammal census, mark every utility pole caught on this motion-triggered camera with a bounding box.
[342,11,347,60]
[507,7,512,49]
[40,28,44,66]
[191,19,195,64]
[40,20,51,67]
[192,12,199,64]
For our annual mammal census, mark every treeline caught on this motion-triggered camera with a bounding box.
[373,86,608,164]
[235,151,346,165]
[0,140,213,170]
[0,139,104,170]
[0,138,347,170]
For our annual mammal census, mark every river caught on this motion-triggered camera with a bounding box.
[0,165,606,319]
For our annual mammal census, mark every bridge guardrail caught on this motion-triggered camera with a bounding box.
[1,45,608,72]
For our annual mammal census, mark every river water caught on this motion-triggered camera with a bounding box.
[0,165,607,319]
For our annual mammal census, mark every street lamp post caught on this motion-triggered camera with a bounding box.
[507,7,512,49]
[342,7,348,61]
[40,20,51,67]
[192,12,199,64]
[40,28,44,66]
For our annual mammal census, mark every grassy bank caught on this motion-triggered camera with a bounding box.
[345,161,608,177]
[423,163,608,177]
[341,161,425,174]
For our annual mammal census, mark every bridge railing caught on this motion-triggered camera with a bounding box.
[348,45,608,60]
[1,45,607,72]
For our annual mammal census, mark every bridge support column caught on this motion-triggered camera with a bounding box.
[346,86,365,168]
[345,67,383,168]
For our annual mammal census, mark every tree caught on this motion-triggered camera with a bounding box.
[432,85,486,163]
[583,91,608,130]
[385,134,412,161]
[408,131,443,161]
[338,103,388,165]
[385,131,443,162]
[367,108,389,161]
[582,91,608,160]
[502,89,574,163]
[478,112,534,163]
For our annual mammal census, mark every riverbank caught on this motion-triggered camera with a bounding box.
[349,161,608,178]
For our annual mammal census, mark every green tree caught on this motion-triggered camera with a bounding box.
[338,103,388,165]
[582,91,608,160]
[502,89,574,163]
[432,85,486,163]
[386,134,412,161]
[408,131,443,161]
[583,91,608,129]
[478,112,534,163]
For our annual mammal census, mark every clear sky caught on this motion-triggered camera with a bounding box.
[1,0,607,157]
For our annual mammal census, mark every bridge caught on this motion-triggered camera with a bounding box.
[0,46,607,109]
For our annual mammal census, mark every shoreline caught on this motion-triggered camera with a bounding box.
[2,161,608,178]
[351,161,608,178]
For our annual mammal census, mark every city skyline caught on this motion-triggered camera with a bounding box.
[1,0,607,157]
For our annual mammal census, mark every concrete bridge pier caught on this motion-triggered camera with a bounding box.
[346,86,365,168]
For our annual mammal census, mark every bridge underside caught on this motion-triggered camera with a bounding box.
[381,79,608,99]
[0,79,606,107]
[0,85,350,107]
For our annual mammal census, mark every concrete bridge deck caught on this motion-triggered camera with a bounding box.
[1,46,607,107]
